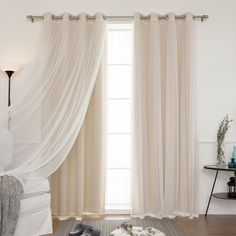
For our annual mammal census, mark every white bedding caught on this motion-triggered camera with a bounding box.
[14,178,52,236]
[21,177,50,197]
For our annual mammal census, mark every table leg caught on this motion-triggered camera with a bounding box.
[205,170,219,217]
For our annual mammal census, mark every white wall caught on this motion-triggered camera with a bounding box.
[1,0,236,214]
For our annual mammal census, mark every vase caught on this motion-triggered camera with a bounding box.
[217,142,225,166]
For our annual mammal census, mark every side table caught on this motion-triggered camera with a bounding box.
[204,165,236,216]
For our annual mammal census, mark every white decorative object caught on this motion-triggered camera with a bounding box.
[110,226,165,236]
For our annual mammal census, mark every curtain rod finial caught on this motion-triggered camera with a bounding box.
[202,15,209,22]
[28,15,34,23]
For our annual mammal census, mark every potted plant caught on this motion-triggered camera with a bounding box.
[216,115,232,165]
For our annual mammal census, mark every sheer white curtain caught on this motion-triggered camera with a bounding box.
[50,54,106,217]
[0,71,8,112]
[132,12,198,218]
[0,72,12,169]
[0,13,106,180]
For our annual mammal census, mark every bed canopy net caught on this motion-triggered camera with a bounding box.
[0,12,106,179]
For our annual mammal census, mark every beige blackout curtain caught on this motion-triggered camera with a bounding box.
[132,12,198,218]
[50,55,106,217]
[50,12,198,218]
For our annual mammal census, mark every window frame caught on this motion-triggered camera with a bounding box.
[105,22,133,214]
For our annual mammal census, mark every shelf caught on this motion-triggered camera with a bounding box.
[204,165,236,172]
[213,192,236,200]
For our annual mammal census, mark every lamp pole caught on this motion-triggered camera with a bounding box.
[5,70,14,107]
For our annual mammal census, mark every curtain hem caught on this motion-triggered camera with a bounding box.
[131,212,199,220]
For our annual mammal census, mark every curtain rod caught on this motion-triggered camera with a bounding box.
[26,14,209,23]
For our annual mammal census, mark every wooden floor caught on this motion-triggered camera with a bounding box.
[175,215,236,236]
[52,215,236,236]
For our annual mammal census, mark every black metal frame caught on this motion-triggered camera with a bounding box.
[204,165,236,216]
[205,170,218,216]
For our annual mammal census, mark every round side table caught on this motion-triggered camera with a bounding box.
[204,165,236,216]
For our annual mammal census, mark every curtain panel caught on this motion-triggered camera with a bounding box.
[132,12,198,218]
[0,13,106,179]
[50,54,106,217]
[0,10,199,219]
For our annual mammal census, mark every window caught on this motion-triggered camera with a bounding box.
[105,23,133,212]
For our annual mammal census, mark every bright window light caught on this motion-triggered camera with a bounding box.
[105,23,133,212]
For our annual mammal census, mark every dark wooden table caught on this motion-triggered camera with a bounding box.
[204,165,236,216]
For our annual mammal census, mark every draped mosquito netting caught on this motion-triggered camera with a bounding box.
[0,12,106,179]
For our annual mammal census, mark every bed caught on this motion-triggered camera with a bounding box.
[14,178,52,236]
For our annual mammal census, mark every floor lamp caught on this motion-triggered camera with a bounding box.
[0,68,16,169]
[5,70,14,107]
